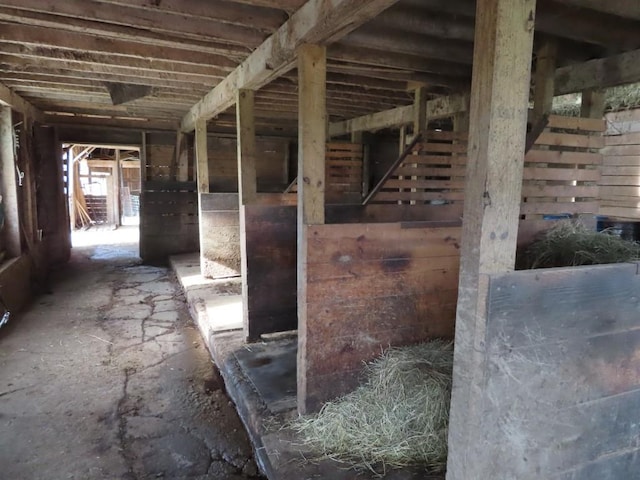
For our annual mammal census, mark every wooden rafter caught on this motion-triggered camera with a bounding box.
[180,0,402,132]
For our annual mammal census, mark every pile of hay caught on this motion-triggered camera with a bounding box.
[291,340,453,473]
[551,82,640,116]
[522,221,640,269]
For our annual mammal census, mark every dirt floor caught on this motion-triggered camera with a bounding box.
[0,226,263,480]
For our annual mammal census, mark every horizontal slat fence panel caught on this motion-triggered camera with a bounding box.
[367,116,604,230]
[288,142,364,204]
[601,109,640,220]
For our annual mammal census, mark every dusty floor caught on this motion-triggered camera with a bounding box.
[0,227,263,480]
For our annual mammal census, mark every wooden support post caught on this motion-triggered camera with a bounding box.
[297,43,326,414]
[0,106,20,257]
[176,131,190,182]
[237,88,258,340]
[139,132,147,258]
[413,86,428,134]
[68,145,76,230]
[113,149,121,226]
[410,87,428,204]
[446,0,537,478]
[297,45,326,227]
[533,39,557,121]
[195,119,209,277]
[581,88,605,119]
[236,89,258,206]
[531,39,557,206]
[195,119,209,194]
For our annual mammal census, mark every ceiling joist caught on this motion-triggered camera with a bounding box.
[180,0,402,132]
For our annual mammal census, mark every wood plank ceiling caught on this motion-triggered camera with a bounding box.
[0,0,638,133]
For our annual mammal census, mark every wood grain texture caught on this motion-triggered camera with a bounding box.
[601,109,640,220]
[447,0,536,478]
[456,264,640,479]
[242,205,297,341]
[299,223,461,412]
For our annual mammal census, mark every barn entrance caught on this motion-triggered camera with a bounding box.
[63,143,141,254]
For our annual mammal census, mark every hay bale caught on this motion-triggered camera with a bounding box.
[522,220,640,269]
[291,340,453,473]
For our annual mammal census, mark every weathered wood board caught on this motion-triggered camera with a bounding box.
[298,222,461,411]
[451,263,640,479]
[139,180,199,262]
[242,204,297,341]
[601,108,640,220]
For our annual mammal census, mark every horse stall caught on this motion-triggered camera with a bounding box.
[298,115,605,411]
[199,136,291,279]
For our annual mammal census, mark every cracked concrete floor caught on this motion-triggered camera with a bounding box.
[0,228,263,480]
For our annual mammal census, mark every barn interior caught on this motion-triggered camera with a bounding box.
[1,0,640,478]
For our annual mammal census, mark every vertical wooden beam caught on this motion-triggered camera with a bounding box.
[413,86,428,134]
[581,89,605,119]
[533,39,558,120]
[410,87,428,204]
[446,0,537,478]
[139,132,147,259]
[68,146,76,231]
[113,149,121,226]
[237,88,258,340]
[195,119,209,194]
[195,118,209,277]
[236,89,258,206]
[176,130,190,182]
[0,106,20,257]
[297,44,327,226]
[297,43,327,414]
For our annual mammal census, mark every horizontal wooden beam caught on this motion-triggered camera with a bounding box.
[328,93,469,136]
[0,22,240,69]
[328,44,472,77]
[44,113,177,131]
[554,0,640,21]
[0,81,44,121]
[90,0,287,30]
[181,0,401,132]
[555,48,640,95]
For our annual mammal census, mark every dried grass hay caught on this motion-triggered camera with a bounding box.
[291,340,453,474]
[522,220,640,269]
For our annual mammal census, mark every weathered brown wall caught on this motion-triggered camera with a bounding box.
[200,193,240,278]
[299,222,461,411]
[208,136,290,193]
[34,126,70,265]
[448,263,640,479]
[140,181,198,262]
[242,203,297,341]
[140,133,198,262]
[0,256,31,311]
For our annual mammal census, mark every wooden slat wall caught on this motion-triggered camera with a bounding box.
[366,116,604,238]
[200,193,241,278]
[289,142,364,204]
[301,222,461,410]
[139,180,198,262]
[209,136,290,193]
[243,204,297,341]
[457,263,640,479]
[326,143,363,203]
[521,115,603,223]
[600,108,640,220]
[370,130,466,216]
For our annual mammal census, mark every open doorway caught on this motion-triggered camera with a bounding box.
[63,144,141,255]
